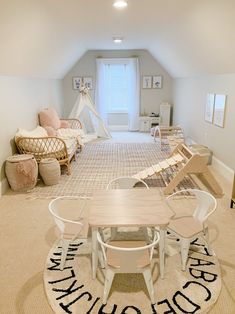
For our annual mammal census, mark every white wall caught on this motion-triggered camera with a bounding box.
[63,49,173,120]
[173,74,235,171]
[0,76,63,193]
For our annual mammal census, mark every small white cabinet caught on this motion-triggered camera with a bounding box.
[139,116,160,132]
[159,103,171,126]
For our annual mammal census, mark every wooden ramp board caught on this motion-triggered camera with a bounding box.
[158,160,171,170]
[171,153,185,163]
[166,157,179,166]
[132,143,223,197]
[132,153,185,180]
[152,164,162,173]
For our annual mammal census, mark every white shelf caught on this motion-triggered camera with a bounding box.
[139,116,160,132]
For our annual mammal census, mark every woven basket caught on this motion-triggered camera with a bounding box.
[5,154,38,191]
[39,158,60,186]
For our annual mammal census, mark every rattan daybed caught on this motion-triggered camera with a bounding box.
[15,118,83,175]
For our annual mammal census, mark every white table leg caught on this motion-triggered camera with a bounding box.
[159,227,166,279]
[91,227,98,279]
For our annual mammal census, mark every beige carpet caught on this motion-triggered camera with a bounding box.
[44,236,221,314]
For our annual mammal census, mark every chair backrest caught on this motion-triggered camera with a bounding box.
[97,231,159,273]
[191,189,217,222]
[167,189,217,223]
[48,196,90,240]
[106,176,149,190]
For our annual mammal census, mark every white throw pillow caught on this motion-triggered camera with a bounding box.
[15,126,48,139]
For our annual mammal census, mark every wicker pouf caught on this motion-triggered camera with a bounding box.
[39,158,60,186]
[5,154,38,191]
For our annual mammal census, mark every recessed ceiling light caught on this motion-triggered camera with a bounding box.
[113,0,128,9]
[113,36,123,43]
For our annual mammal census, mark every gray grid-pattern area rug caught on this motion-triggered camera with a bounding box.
[31,140,196,198]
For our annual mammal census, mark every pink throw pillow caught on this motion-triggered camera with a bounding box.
[38,108,61,130]
[43,126,57,136]
[60,120,69,128]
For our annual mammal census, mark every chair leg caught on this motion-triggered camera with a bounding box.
[180,238,190,271]
[204,227,213,255]
[230,199,234,208]
[60,239,70,270]
[67,163,71,175]
[103,269,114,304]
[98,249,105,269]
[143,269,155,304]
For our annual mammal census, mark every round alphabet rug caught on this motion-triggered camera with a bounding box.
[44,237,221,314]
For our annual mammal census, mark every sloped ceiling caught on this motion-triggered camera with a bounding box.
[0,0,234,79]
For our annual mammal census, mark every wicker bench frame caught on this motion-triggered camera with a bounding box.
[59,118,82,130]
[16,136,78,175]
[15,118,83,175]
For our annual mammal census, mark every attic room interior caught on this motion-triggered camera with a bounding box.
[0,0,235,313]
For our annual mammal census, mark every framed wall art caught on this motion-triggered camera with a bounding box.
[72,77,82,90]
[152,75,162,89]
[83,77,93,89]
[142,76,152,89]
[205,93,215,123]
[213,94,226,128]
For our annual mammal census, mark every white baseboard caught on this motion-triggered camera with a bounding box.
[187,137,234,183]
[211,156,234,183]
[0,178,9,196]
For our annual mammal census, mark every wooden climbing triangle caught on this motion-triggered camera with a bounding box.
[132,143,223,197]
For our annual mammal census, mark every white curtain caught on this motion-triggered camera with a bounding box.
[96,57,140,131]
[127,58,140,131]
[96,59,109,126]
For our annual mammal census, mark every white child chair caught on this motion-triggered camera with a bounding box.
[166,189,217,271]
[97,230,160,304]
[48,196,90,270]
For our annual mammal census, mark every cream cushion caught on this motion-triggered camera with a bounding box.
[15,126,48,140]
[57,128,84,146]
[15,126,48,153]
[15,123,80,164]
[56,128,84,139]
[39,108,61,130]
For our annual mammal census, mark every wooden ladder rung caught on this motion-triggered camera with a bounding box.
[172,153,185,163]
[138,170,149,179]
[166,157,178,166]
[145,167,155,177]
[159,172,169,186]
[152,164,162,173]
[158,160,171,170]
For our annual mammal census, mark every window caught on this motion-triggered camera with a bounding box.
[96,58,140,131]
[104,63,129,113]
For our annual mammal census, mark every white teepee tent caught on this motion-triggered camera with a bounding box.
[69,87,111,139]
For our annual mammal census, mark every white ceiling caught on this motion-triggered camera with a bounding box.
[0,0,235,79]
